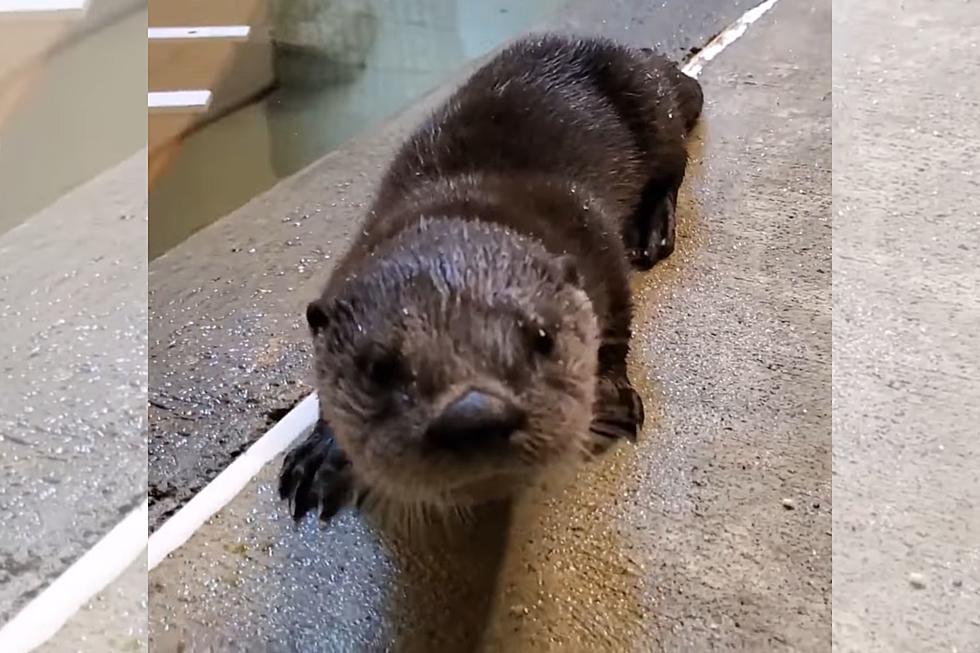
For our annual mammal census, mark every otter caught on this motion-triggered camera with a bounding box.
[279,34,703,523]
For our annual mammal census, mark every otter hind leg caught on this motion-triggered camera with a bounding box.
[279,418,355,523]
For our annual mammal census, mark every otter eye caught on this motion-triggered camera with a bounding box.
[532,328,555,357]
[369,354,401,385]
[357,344,406,387]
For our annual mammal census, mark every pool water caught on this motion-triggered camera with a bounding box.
[148,0,565,259]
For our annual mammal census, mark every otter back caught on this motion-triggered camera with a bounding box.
[335,33,702,328]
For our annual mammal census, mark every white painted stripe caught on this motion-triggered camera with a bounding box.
[0,501,147,653]
[148,90,212,111]
[148,25,251,40]
[0,0,86,12]
[681,0,779,78]
[148,393,320,570]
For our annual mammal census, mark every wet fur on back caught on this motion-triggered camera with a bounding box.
[280,33,703,525]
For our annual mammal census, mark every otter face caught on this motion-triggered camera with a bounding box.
[307,220,599,509]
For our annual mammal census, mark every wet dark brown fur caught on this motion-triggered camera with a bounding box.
[279,34,703,524]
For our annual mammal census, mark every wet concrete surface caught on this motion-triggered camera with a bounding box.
[831,0,980,650]
[147,0,756,534]
[149,0,831,649]
[0,152,147,622]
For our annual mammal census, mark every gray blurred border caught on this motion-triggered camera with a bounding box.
[831,0,980,649]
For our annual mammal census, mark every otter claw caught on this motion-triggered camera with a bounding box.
[588,377,645,452]
[628,246,660,271]
[278,418,353,523]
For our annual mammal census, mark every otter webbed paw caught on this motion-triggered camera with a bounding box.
[588,376,645,455]
[278,418,355,523]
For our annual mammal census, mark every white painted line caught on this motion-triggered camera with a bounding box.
[148,25,251,40]
[0,501,148,653]
[0,0,86,13]
[148,90,212,112]
[681,0,779,78]
[148,393,320,570]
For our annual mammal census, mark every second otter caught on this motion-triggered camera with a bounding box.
[279,34,703,523]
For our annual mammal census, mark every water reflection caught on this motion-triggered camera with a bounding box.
[149,0,564,259]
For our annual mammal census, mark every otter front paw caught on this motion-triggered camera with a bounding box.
[627,185,678,270]
[588,377,645,455]
[629,194,677,270]
[278,418,354,523]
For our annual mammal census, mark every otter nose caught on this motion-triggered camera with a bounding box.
[425,390,525,451]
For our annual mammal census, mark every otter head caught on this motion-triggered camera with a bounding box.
[306,218,599,510]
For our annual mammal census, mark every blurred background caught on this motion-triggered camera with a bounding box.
[1,1,148,650]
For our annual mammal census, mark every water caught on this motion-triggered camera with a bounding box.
[148,0,565,259]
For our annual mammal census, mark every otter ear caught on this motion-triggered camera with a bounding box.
[556,255,581,288]
[306,300,331,334]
